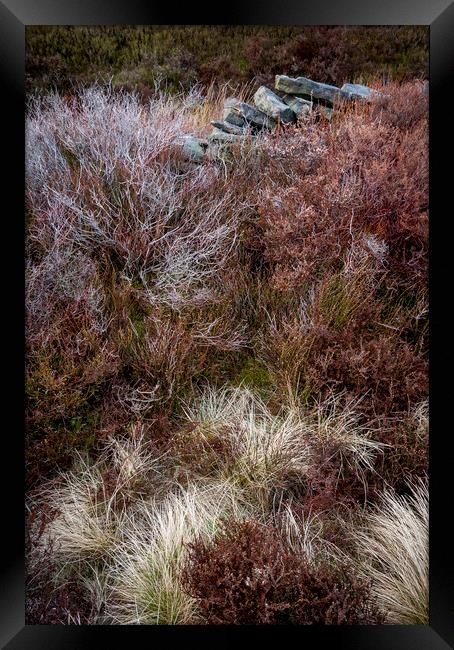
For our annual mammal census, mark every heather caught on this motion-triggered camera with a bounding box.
[26,26,428,96]
[25,53,428,624]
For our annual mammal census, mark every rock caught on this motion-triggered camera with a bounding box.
[223,98,247,127]
[209,127,246,143]
[223,110,247,127]
[341,82,382,101]
[224,97,241,109]
[210,120,245,135]
[281,94,312,118]
[253,86,296,123]
[223,98,276,130]
[275,75,350,104]
[422,80,429,96]
[176,135,209,162]
[237,101,277,130]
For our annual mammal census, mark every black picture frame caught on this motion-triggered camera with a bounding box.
[1,1,452,647]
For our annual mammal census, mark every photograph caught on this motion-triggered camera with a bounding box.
[22,24,431,627]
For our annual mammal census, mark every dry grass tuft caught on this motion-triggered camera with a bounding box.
[104,481,245,624]
[354,478,428,624]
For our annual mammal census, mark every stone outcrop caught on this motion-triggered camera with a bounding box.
[176,135,209,162]
[223,98,247,127]
[209,127,247,143]
[224,98,277,130]
[341,82,382,101]
[175,75,387,162]
[281,94,312,117]
[253,86,295,123]
[275,74,350,104]
[210,120,245,135]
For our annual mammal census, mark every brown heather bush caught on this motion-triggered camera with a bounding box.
[377,401,429,493]
[252,82,427,291]
[182,519,383,624]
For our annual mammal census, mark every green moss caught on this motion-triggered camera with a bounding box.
[233,357,272,391]
[235,56,249,74]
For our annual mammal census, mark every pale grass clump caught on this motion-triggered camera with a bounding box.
[35,431,163,566]
[276,504,324,562]
[37,458,125,565]
[80,565,110,624]
[354,479,428,624]
[105,480,245,624]
[274,503,362,572]
[412,399,429,438]
[182,384,252,431]
[183,387,310,501]
[182,387,383,508]
[309,394,386,477]
[230,408,310,505]
[100,425,163,491]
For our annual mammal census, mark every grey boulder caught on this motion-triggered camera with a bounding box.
[223,98,276,130]
[275,75,350,104]
[281,94,312,118]
[176,135,209,162]
[341,82,382,101]
[209,127,246,143]
[253,86,296,123]
[223,98,247,127]
[210,119,246,135]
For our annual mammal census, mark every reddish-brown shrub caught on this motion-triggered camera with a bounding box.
[301,440,381,514]
[377,403,429,493]
[182,519,383,624]
[252,82,428,292]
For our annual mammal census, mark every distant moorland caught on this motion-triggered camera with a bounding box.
[26,25,428,95]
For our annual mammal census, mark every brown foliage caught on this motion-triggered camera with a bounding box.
[378,406,429,493]
[182,519,383,624]
[302,440,379,514]
[253,82,428,291]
